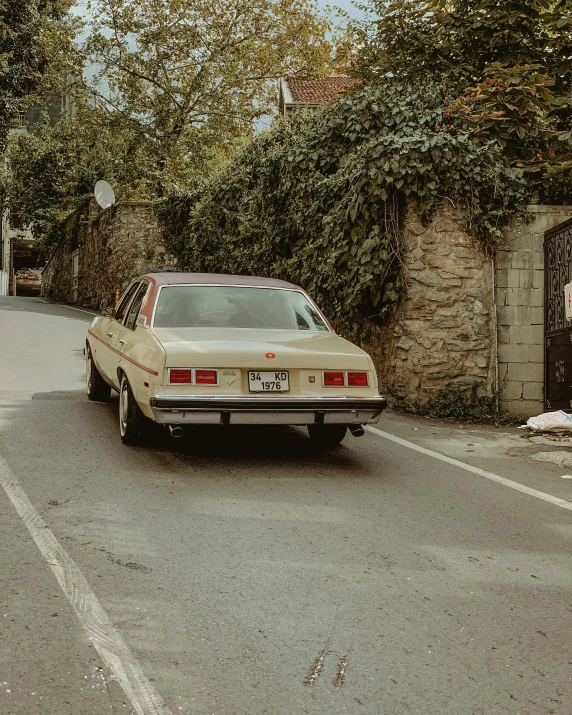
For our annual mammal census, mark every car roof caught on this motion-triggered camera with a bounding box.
[140,271,301,290]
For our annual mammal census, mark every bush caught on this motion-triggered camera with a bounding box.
[414,385,525,426]
[157,82,530,330]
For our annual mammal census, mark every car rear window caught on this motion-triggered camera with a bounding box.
[152,285,329,331]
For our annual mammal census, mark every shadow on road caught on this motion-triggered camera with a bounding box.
[27,389,369,474]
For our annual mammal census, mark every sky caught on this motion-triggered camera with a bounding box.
[71,0,367,129]
[73,1,366,22]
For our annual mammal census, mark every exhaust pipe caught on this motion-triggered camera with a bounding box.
[349,424,365,437]
[168,425,185,438]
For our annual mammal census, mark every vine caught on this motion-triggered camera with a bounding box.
[157,83,530,329]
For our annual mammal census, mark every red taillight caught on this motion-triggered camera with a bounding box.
[195,369,218,385]
[348,372,368,387]
[169,369,192,384]
[324,372,345,387]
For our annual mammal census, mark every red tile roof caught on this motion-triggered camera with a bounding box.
[286,75,357,105]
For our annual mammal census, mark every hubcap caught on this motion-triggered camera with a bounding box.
[119,380,128,436]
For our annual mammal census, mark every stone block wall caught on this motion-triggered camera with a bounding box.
[371,203,496,403]
[42,196,572,417]
[42,199,176,310]
[496,206,572,415]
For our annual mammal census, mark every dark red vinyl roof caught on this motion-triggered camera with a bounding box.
[141,271,300,290]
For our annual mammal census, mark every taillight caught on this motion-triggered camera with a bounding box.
[195,369,218,385]
[348,372,368,387]
[169,369,192,384]
[324,372,345,387]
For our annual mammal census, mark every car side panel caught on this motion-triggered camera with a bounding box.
[87,316,115,383]
[116,327,166,419]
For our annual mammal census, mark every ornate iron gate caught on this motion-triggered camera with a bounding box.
[545,218,572,410]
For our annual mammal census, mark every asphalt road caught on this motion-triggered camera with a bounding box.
[0,296,571,715]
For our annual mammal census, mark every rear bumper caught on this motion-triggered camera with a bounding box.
[149,394,387,426]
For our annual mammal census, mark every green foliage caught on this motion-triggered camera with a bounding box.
[69,0,350,194]
[355,0,572,94]
[353,0,572,200]
[4,109,155,248]
[0,0,74,149]
[414,385,525,426]
[158,83,528,327]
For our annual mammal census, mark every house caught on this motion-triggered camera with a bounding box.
[278,75,358,116]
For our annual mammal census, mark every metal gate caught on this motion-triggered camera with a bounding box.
[544,218,572,410]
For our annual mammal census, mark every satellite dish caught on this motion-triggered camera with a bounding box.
[94,180,116,210]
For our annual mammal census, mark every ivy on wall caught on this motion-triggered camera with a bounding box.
[157,83,530,328]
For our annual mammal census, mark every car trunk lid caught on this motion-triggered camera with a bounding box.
[151,328,370,370]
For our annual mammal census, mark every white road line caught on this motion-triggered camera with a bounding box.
[0,455,172,715]
[36,299,97,316]
[365,426,572,512]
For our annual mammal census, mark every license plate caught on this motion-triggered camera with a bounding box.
[248,370,290,392]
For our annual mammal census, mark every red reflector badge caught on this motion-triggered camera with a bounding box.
[265,352,276,359]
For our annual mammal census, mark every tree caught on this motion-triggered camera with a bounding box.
[355,0,572,94]
[0,0,73,149]
[3,100,252,250]
[73,0,347,193]
[353,0,572,198]
[3,108,154,248]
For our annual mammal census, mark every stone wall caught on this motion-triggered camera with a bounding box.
[371,203,496,403]
[496,206,572,415]
[42,199,176,310]
[42,196,572,417]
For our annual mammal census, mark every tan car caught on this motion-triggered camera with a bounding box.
[86,272,387,447]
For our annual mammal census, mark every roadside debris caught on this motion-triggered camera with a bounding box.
[519,411,572,433]
[532,452,572,468]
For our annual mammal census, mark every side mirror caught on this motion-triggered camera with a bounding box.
[102,306,116,317]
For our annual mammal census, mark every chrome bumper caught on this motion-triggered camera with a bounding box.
[149,394,387,426]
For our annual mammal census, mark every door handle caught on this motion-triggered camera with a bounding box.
[119,339,126,345]
[107,332,113,337]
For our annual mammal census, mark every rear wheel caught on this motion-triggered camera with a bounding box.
[119,375,147,445]
[86,346,111,402]
[307,424,347,449]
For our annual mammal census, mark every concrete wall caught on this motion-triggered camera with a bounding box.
[496,206,572,415]
[371,203,496,403]
[42,199,176,310]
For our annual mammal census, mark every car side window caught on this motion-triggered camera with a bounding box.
[124,283,149,331]
[114,282,140,323]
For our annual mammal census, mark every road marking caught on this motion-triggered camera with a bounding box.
[0,455,172,715]
[36,299,97,316]
[365,426,572,512]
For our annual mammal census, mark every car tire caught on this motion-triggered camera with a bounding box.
[119,375,147,445]
[307,424,347,449]
[86,346,111,402]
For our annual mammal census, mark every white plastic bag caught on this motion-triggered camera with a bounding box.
[523,410,572,432]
